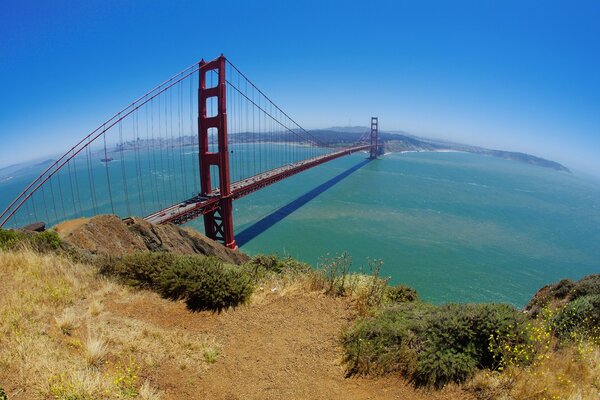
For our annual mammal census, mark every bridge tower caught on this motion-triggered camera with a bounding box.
[369,116,379,159]
[198,55,237,249]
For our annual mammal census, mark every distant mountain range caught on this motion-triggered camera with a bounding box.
[311,127,571,173]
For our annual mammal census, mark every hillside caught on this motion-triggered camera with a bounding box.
[0,223,598,400]
[0,249,472,400]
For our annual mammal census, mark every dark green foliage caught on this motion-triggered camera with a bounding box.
[159,256,253,312]
[343,302,528,388]
[572,275,600,299]
[0,385,6,400]
[416,347,477,388]
[29,231,62,252]
[0,229,22,250]
[99,252,253,312]
[243,254,312,282]
[550,294,600,340]
[97,252,178,290]
[0,228,61,252]
[385,284,419,303]
[343,302,434,376]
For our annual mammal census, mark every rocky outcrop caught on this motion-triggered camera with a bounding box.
[54,215,248,265]
[524,274,600,316]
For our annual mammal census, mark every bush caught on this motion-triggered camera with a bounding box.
[525,274,600,316]
[0,228,61,252]
[0,385,6,400]
[0,229,23,250]
[343,302,529,388]
[97,252,177,290]
[572,275,600,299]
[244,254,311,282]
[550,294,600,340]
[385,284,419,303]
[343,302,434,376]
[159,256,253,312]
[98,252,254,312]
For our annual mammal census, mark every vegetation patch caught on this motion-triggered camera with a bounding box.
[99,252,253,312]
[0,228,61,252]
[243,254,312,282]
[343,302,530,388]
[525,274,600,316]
[159,256,253,312]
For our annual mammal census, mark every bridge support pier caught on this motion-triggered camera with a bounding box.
[198,55,237,249]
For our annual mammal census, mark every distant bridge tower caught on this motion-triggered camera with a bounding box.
[369,116,379,159]
[198,55,237,249]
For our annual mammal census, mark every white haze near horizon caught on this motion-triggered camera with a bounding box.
[1,126,599,181]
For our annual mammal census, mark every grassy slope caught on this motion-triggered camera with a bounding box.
[0,250,216,400]
[0,246,597,400]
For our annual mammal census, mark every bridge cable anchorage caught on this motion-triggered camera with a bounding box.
[1,54,378,249]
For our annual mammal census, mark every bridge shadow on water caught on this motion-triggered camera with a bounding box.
[236,158,372,246]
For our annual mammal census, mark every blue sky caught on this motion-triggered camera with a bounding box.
[1,0,599,175]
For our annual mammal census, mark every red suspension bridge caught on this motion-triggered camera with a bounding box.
[0,55,381,249]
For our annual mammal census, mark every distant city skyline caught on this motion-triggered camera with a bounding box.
[1,0,599,176]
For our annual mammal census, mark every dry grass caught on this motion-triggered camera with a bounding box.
[54,308,79,335]
[139,380,163,400]
[0,248,218,399]
[468,342,600,400]
[84,334,108,368]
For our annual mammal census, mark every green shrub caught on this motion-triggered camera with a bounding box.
[29,231,61,252]
[244,254,311,282]
[343,302,434,376]
[0,229,23,250]
[343,302,529,388]
[159,256,253,312]
[0,385,6,400]
[550,294,600,340]
[572,275,600,299]
[525,275,600,316]
[97,252,177,290]
[416,347,477,388]
[0,228,61,252]
[98,252,254,312]
[385,284,419,303]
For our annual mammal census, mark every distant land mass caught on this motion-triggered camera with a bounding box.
[310,127,571,173]
[0,128,570,180]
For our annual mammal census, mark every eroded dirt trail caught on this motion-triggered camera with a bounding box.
[184,293,472,400]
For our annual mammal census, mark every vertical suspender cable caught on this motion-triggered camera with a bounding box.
[103,126,115,215]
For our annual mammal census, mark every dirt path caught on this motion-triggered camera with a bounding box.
[111,291,473,400]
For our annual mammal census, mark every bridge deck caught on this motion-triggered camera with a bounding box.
[145,144,371,225]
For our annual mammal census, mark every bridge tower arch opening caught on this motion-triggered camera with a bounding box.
[198,55,237,249]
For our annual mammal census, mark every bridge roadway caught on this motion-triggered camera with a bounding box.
[145,144,371,226]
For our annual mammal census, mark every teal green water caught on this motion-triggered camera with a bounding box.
[192,152,600,307]
[2,150,599,307]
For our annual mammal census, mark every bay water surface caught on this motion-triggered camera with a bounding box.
[2,150,599,307]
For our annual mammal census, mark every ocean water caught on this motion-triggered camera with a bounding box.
[2,150,599,307]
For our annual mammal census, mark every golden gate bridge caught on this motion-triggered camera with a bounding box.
[0,55,382,249]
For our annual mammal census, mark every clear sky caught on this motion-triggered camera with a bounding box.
[1,0,599,175]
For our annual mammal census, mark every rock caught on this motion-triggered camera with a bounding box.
[55,215,248,265]
[22,221,46,232]
[524,274,600,316]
